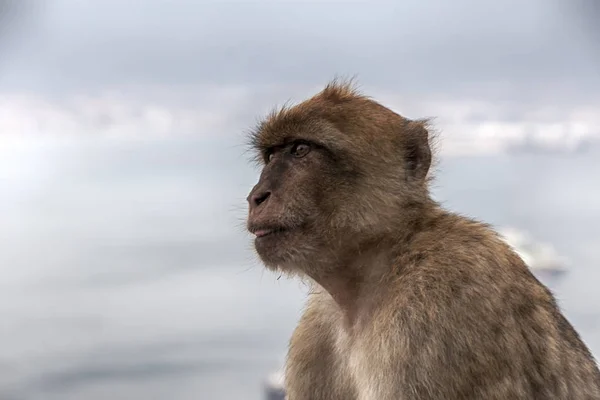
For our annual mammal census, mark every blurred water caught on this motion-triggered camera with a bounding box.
[0,136,598,400]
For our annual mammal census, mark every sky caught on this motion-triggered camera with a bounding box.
[0,3,599,397]
[0,0,599,156]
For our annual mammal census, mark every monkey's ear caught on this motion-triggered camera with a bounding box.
[404,121,432,182]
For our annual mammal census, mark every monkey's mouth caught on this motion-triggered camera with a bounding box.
[252,226,288,238]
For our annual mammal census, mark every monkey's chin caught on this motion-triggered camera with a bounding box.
[253,229,299,270]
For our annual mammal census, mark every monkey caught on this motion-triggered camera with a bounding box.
[245,79,600,400]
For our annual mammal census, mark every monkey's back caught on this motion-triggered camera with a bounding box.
[387,212,600,399]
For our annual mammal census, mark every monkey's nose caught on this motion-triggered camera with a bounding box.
[248,190,271,208]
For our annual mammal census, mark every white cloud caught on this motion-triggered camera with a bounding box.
[0,85,599,157]
[377,92,600,156]
[0,91,227,139]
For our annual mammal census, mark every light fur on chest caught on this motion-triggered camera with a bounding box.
[334,325,398,400]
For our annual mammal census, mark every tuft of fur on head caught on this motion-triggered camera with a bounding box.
[318,75,365,102]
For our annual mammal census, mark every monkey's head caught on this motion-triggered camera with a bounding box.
[246,80,434,276]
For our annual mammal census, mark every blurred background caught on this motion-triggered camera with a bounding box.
[0,1,599,399]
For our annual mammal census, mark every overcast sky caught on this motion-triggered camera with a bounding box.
[0,0,599,154]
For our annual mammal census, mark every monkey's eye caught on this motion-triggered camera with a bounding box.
[290,142,311,158]
[265,151,274,163]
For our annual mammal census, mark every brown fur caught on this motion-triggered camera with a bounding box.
[245,78,600,399]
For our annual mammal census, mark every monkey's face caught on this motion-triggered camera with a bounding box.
[246,138,340,271]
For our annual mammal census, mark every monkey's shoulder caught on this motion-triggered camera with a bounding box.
[399,215,538,284]
[386,218,561,331]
